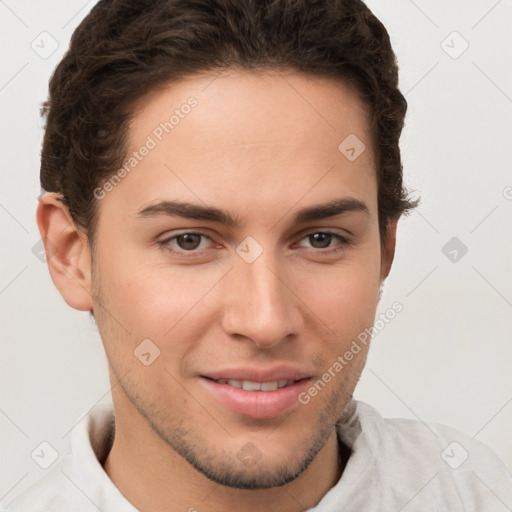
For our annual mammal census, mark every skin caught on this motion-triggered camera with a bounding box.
[37,70,398,512]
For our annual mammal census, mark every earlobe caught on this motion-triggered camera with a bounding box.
[380,216,399,283]
[36,193,94,311]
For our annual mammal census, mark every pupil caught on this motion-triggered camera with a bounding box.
[310,233,332,249]
[178,233,201,250]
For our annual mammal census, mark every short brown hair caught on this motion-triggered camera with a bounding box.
[40,0,418,246]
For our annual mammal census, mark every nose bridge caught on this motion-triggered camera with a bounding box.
[221,249,299,347]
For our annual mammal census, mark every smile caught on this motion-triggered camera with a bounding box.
[200,376,311,419]
[212,379,296,390]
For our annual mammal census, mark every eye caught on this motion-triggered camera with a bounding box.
[296,231,349,250]
[160,232,213,252]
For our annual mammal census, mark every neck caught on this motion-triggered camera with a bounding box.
[103,401,349,512]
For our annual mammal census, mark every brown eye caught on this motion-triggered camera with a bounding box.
[308,232,333,249]
[159,231,219,258]
[295,231,350,252]
[176,233,203,250]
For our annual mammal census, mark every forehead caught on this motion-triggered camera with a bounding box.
[99,70,377,226]
[129,69,372,156]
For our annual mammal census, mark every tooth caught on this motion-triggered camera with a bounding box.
[223,379,294,391]
[260,381,278,391]
[242,380,261,391]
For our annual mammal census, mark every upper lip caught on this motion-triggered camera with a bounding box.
[201,365,312,383]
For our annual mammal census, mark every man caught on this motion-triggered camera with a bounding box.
[6,0,511,510]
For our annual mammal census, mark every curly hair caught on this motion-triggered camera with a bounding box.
[40,0,418,246]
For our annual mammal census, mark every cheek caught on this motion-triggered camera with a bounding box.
[97,247,225,345]
[294,254,381,341]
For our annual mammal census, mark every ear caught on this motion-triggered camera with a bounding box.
[380,216,399,282]
[36,193,93,311]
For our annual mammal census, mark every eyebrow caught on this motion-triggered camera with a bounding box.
[136,197,369,226]
[294,197,369,223]
[137,201,238,225]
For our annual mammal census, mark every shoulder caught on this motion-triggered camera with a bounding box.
[3,403,121,512]
[348,400,512,509]
[2,457,83,512]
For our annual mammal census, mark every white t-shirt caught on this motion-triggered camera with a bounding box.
[4,400,512,511]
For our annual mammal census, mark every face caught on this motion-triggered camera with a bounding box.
[88,70,393,489]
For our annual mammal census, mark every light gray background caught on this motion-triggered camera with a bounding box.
[1,0,511,505]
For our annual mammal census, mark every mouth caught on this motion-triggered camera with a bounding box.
[199,375,311,419]
[203,377,301,391]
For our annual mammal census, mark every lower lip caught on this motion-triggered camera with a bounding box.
[200,377,310,419]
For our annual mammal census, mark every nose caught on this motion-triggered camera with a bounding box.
[220,251,301,349]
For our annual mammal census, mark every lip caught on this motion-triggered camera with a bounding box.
[201,365,311,383]
[199,366,311,419]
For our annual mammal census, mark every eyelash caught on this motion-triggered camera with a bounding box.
[158,230,351,257]
[294,231,351,252]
